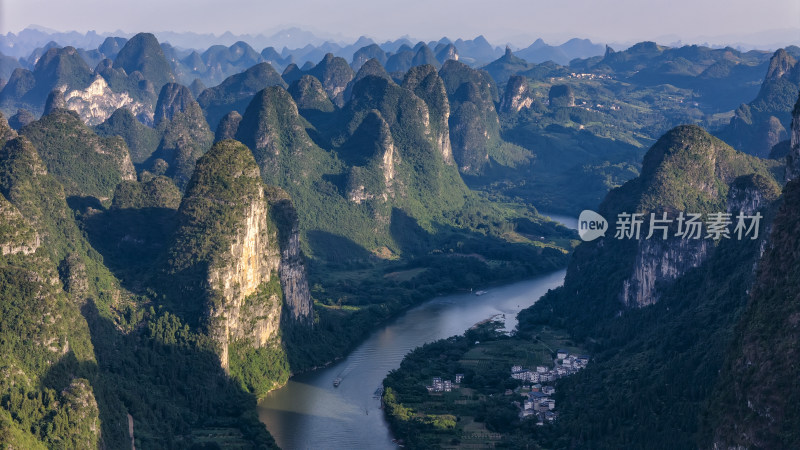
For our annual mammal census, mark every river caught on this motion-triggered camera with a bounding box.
[540,211,579,231]
[257,269,568,449]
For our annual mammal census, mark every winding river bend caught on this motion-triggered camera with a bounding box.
[257,269,567,449]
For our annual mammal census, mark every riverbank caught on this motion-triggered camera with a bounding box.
[382,323,586,448]
[258,270,567,449]
[259,265,566,399]
[253,244,572,405]
[275,241,571,389]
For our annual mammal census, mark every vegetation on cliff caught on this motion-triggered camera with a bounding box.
[0,135,278,448]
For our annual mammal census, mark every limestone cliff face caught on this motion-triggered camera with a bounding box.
[620,237,711,307]
[270,192,314,322]
[59,378,101,448]
[402,65,453,165]
[439,60,500,174]
[549,84,575,107]
[727,174,781,217]
[279,234,313,321]
[764,48,796,82]
[64,75,150,126]
[449,83,493,173]
[617,128,779,308]
[206,184,282,370]
[215,111,242,142]
[499,75,534,113]
[169,140,311,372]
[569,126,779,310]
[0,194,40,256]
[153,83,196,126]
[785,93,800,181]
[435,43,459,64]
[343,110,399,205]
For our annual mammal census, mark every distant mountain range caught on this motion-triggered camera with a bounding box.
[0,27,606,67]
[1,23,800,447]
[0,29,795,217]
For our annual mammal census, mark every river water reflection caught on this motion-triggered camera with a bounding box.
[258,269,567,449]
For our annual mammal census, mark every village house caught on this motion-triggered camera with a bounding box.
[426,376,459,393]
[511,369,531,381]
[512,352,589,421]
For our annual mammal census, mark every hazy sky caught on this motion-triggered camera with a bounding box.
[2,0,799,46]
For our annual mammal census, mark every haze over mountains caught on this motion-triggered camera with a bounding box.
[4,20,800,57]
[1,20,800,448]
[5,25,795,69]
[2,29,798,217]
[0,27,585,62]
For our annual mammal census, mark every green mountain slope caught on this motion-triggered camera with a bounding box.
[146,82,214,189]
[440,59,529,175]
[0,46,93,114]
[717,48,800,157]
[0,134,279,449]
[113,32,176,93]
[94,107,160,163]
[511,125,782,448]
[305,53,355,107]
[706,178,800,449]
[198,62,287,130]
[164,139,312,396]
[20,109,136,201]
[521,125,775,333]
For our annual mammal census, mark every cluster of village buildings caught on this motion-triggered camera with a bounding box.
[511,350,589,383]
[426,374,464,393]
[511,350,590,424]
[568,72,613,80]
[422,350,590,425]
